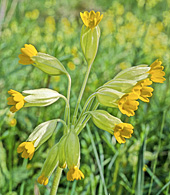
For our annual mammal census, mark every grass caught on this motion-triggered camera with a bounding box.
[0,0,170,194]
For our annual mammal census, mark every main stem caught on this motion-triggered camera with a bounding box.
[64,74,71,133]
[50,167,63,195]
[76,102,99,135]
[75,93,96,127]
[72,62,92,126]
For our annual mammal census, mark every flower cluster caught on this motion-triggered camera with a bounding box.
[7,10,165,192]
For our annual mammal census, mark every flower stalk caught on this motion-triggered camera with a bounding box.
[50,167,63,195]
[72,62,93,127]
[64,73,71,132]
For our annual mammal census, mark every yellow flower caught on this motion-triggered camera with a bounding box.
[17,142,35,160]
[7,89,25,113]
[67,61,76,71]
[132,79,154,102]
[114,123,134,144]
[148,59,166,83]
[18,44,37,65]
[143,165,148,172]
[67,166,84,181]
[37,175,49,185]
[10,118,17,127]
[80,10,103,29]
[118,93,139,117]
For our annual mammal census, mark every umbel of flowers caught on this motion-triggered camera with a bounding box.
[7,10,165,193]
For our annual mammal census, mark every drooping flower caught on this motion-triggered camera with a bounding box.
[27,119,58,149]
[7,89,25,113]
[19,44,37,65]
[89,110,122,135]
[114,123,134,144]
[65,131,84,181]
[17,142,35,160]
[148,59,166,83]
[67,166,84,181]
[118,92,139,117]
[80,10,103,29]
[37,175,49,185]
[37,143,59,185]
[89,110,134,144]
[132,78,154,103]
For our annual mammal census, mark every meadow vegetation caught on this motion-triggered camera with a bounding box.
[0,0,170,194]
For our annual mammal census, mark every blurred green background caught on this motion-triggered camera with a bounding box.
[0,0,170,194]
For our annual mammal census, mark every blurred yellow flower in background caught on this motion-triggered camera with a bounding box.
[9,118,17,127]
[67,62,75,71]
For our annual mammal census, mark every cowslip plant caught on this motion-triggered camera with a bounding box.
[7,10,165,194]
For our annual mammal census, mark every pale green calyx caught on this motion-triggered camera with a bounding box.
[99,79,137,93]
[65,131,80,169]
[58,135,67,168]
[89,110,122,134]
[96,88,125,107]
[31,52,67,76]
[27,119,58,149]
[114,65,150,81]
[23,88,63,107]
[39,142,59,179]
[80,25,100,65]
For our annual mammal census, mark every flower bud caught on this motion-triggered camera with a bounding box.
[64,131,84,181]
[31,52,67,76]
[23,88,62,107]
[80,25,100,64]
[114,65,150,81]
[89,110,122,134]
[27,119,57,149]
[96,88,124,107]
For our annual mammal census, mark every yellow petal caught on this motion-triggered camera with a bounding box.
[7,97,16,105]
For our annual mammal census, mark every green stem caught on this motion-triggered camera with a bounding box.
[76,102,99,135]
[50,167,63,195]
[56,119,67,129]
[72,62,92,126]
[61,95,70,134]
[64,74,71,132]
[75,93,96,127]
[75,98,95,133]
